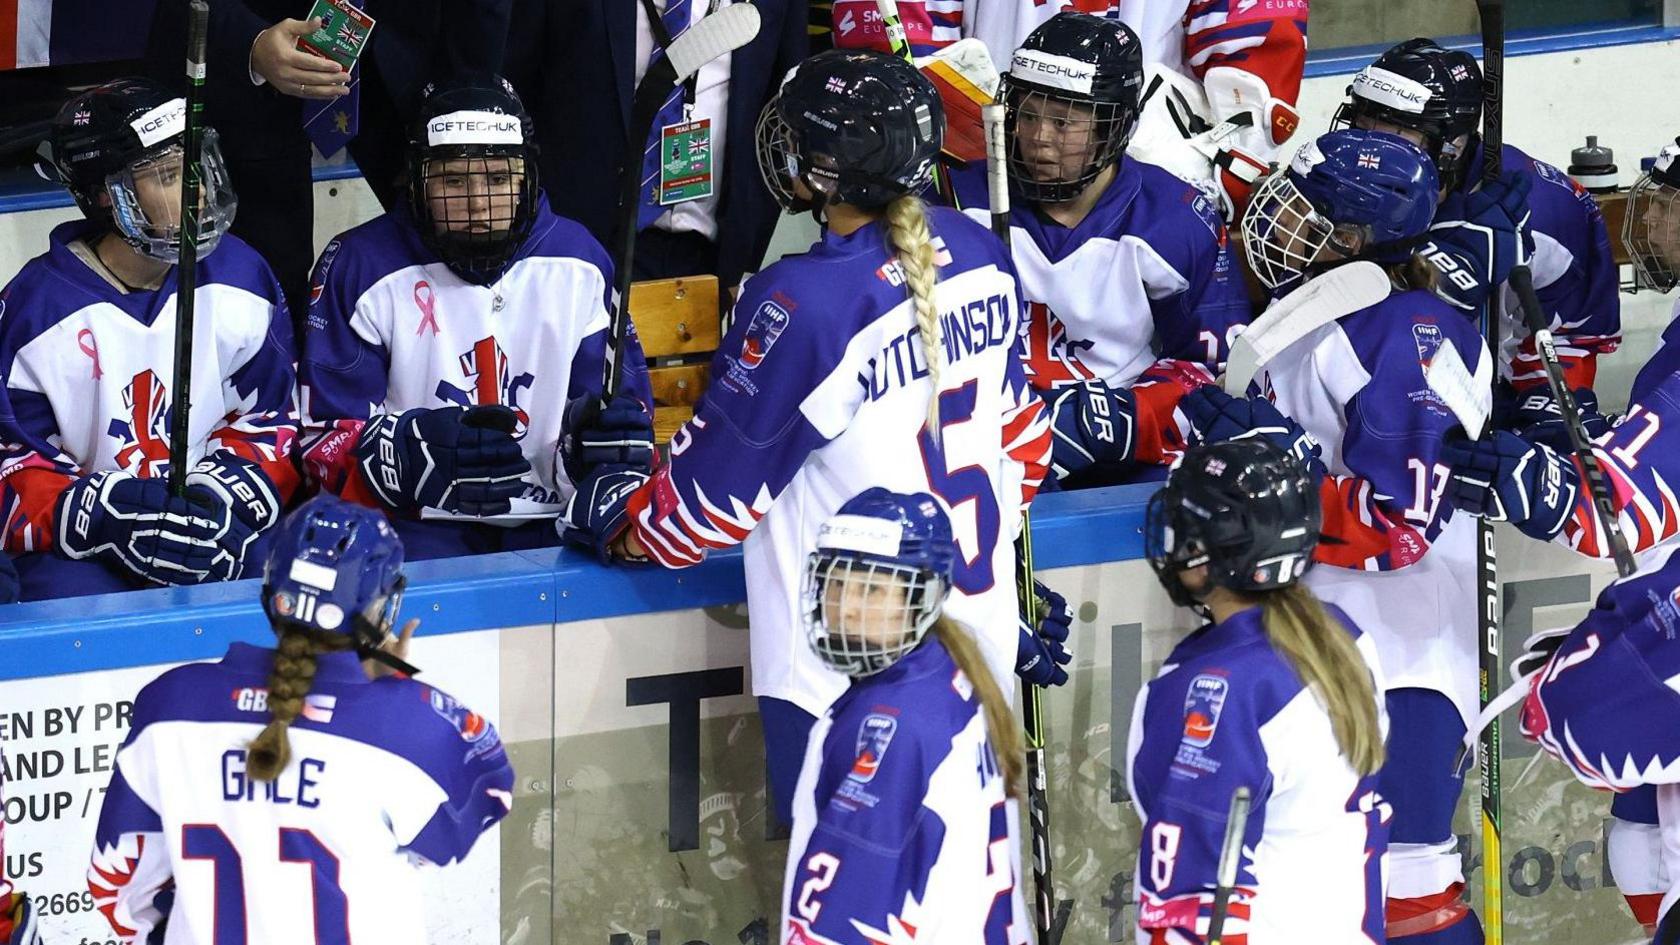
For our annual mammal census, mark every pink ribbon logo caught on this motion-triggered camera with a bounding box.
[77,328,103,379]
[414,280,440,336]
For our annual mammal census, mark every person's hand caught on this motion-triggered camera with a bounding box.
[251,18,351,100]
[363,617,419,680]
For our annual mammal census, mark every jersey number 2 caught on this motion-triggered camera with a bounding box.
[182,824,349,944]
[918,380,1001,593]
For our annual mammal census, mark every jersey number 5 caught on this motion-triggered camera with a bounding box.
[182,824,348,944]
[918,380,1001,593]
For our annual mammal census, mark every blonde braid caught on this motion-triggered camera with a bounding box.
[933,617,1024,797]
[885,195,943,429]
[246,631,330,782]
[1259,586,1386,776]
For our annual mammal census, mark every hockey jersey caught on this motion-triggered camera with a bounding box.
[621,206,1051,716]
[0,221,300,554]
[1127,604,1390,945]
[782,633,1027,945]
[87,642,514,945]
[1255,286,1490,725]
[1434,143,1621,392]
[298,200,651,523]
[959,158,1251,396]
[1630,298,1680,406]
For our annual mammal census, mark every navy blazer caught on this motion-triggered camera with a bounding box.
[524,0,807,294]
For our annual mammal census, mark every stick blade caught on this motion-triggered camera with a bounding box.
[1423,339,1492,440]
[665,3,761,82]
[1224,261,1390,394]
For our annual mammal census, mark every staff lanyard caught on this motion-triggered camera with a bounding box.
[637,0,725,107]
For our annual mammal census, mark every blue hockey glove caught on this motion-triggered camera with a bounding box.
[1424,169,1533,312]
[356,404,531,516]
[56,470,229,585]
[1017,580,1073,688]
[560,393,655,482]
[559,467,650,564]
[185,454,283,581]
[1049,380,1138,480]
[1180,387,1325,482]
[1509,387,1612,454]
[1442,430,1579,541]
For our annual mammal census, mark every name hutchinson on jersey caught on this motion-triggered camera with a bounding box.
[859,291,1017,401]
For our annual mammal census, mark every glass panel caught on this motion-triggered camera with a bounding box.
[1314,0,1662,52]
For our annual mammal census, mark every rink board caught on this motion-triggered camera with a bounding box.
[0,485,1641,944]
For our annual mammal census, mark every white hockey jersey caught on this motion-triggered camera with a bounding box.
[1127,604,1390,944]
[620,207,1052,716]
[87,643,514,945]
[297,200,651,523]
[783,634,1027,944]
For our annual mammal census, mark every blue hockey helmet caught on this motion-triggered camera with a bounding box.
[756,49,943,214]
[802,487,954,677]
[262,495,406,649]
[1146,438,1321,609]
[1241,128,1439,290]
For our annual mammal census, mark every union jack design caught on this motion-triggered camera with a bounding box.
[436,335,534,436]
[108,370,173,478]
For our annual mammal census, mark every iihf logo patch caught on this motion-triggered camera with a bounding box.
[430,689,492,743]
[1412,321,1445,367]
[739,300,791,370]
[849,713,898,783]
[1182,674,1229,748]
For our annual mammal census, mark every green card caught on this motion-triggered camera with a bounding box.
[297,0,376,71]
[658,119,715,206]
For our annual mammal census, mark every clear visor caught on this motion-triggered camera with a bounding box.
[1241,171,1338,290]
[801,552,945,678]
[1625,171,1680,292]
[105,129,237,263]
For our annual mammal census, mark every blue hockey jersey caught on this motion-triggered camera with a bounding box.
[1127,604,1390,944]
[87,643,514,945]
[298,199,650,523]
[782,633,1026,945]
[0,221,300,553]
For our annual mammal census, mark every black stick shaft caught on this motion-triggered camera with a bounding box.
[168,0,210,496]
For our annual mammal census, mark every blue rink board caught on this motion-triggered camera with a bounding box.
[0,483,1156,683]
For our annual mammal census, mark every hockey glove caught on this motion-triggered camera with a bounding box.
[559,467,650,564]
[1509,387,1612,455]
[187,453,283,580]
[356,404,531,516]
[4,891,40,945]
[1424,170,1533,312]
[1049,380,1138,480]
[1017,580,1073,688]
[559,393,655,482]
[1180,387,1326,482]
[56,470,229,585]
[1442,430,1579,541]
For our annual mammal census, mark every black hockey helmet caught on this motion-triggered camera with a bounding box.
[407,76,541,284]
[1000,12,1144,204]
[1333,38,1483,192]
[756,49,943,214]
[45,77,238,261]
[1626,136,1680,291]
[1146,438,1321,609]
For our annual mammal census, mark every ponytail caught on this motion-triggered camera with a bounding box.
[1389,253,1441,294]
[932,616,1025,797]
[246,629,351,782]
[1258,586,1385,776]
[885,195,943,430]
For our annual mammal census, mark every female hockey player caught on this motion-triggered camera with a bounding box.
[561,49,1065,825]
[971,13,1252,486]
[0,78,299,600]
[298,76,652,560]
[1132,438,1389,944]
[782,487,1028,944]
[86,495,514,944]
[1188,127,1491,944]
[1,746,40,944]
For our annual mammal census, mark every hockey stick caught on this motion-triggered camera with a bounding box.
[1473,2,1506,940]
[1221,261,1390,394]
[167,0,210,497]
[876,0,955,205]
[985,102,1072,945]
[1207,785,1252,945]
[602,3,762,399]
[1424,338,1493,440]
[1507,266,1636,578]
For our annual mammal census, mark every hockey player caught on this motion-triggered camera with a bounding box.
[964,14,1252,486]
[0,78,299,601]
[1133,438,1389,943]
[782,487,1027,944]
[298,76,652,559]
[561,49,1064,825]
[86,494,514,944]
[1192,128,1491,944]
[0,746,42,944]
[1333,38,1621,428]
[831,0,1309,217]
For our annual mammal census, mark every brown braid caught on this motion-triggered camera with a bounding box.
[246,630,346,782]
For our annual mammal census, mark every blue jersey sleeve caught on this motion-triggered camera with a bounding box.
[297,236,393,502]
[1147,193,1254,375]
[390,681,516,866]
[1557,371,1680,558]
